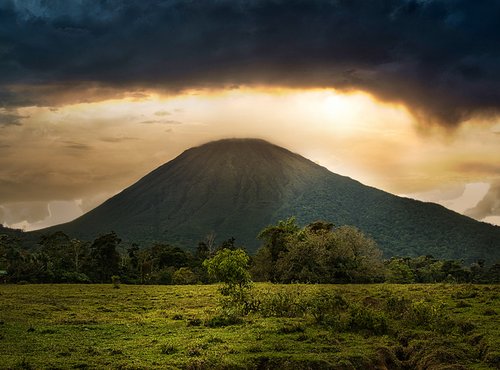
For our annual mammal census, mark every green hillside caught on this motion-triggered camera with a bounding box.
[37,139,500,263]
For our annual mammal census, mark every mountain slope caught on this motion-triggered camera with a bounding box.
[38,138,500,263]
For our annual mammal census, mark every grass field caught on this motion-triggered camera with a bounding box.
[0,283,499,369]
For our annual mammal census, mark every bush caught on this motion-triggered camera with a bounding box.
[111,275,120,289]
[385,295,412,319]
[348,304,388,335]
[172,267,197,285]
[61,272,91,284]
[256,288,307,318]
[307,290,348,324]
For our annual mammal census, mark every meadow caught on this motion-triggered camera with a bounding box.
[0,283,499,369]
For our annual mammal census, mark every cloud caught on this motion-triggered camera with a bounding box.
[154,110,171,116]
[140,119,182,125]
[99,136,138,143]
[465,181,500,220]
[0,0,499,126]
[455,162,500,175]
[0,202,50,225]
[0,109,27,126]
[62,140,92,151]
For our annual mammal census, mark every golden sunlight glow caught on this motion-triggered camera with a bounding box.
[1,87,499,228]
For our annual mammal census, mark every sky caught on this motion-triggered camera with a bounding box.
[0,0,499,230]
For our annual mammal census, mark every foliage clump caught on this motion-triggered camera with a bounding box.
[253,218,384,283]
[203,248,253,319]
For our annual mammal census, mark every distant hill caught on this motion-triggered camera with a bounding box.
[0,224,34,246]
[37,138,500,263]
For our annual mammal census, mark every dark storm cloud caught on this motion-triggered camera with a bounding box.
[1,0,499,126]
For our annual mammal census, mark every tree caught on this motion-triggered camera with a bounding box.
[385,258,415,283]
[150,243,189,270]
[38,231,73,281]
[275,234,327,283]
[269,221,383,283]
[0,234,10,271]
[87,232,121,283]
[256,217,300,281]
[1,234,39,282]
[329,226,383,282]
[250,246,273,281]
[258,217,300,262]
[203,248,251,297]
[172,267,197,285]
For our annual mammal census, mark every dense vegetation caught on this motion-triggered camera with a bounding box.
[36,139,500,263]
[0,283,498,369]
[1,218,499,285]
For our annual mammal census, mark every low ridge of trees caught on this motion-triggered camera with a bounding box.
[0,217,498,284]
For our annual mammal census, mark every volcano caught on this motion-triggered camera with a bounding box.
[39,138,499,262]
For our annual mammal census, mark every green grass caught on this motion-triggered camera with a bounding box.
[0,284,499,369]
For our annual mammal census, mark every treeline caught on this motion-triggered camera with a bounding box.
[250,218,500,284]
[0,217,498,284]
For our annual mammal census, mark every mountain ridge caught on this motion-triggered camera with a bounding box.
[36,138,500,263]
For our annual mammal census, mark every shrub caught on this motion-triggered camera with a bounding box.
[61,272,91,283]
[111,275,120,289]
[348,304,388,335]
[451,286,478,299]
[172,267,197,285]
[256,288,307,318]
[307,290,348,324]
[384,295,412,318]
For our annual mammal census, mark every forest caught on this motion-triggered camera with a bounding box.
[1,217,498,285]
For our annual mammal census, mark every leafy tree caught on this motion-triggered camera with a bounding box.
[260,220,383,283]
[0,234,10,270]
[216,237,237,252]
[120,243,141,283]
[385,258,415,283]
[151,243,189,270]
[275,225,331,283]
[70,238,88,273]
[470,259,487,283]
[37,232,89,281]
[172,267,197,285]
[441,260,470,282]
[127,243,140,271]
[203,248,252,296]
[329,226,383,282]
[1,234,41,282]
[87,232,121,283]
[256,217,300,281]
[486,264,500,283]
[250,246,273,281]
[258,217,300,262]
